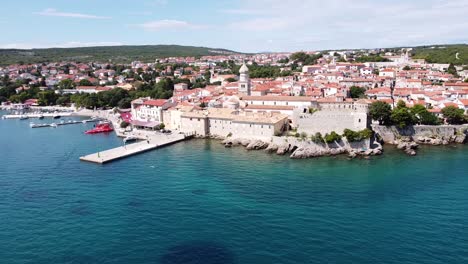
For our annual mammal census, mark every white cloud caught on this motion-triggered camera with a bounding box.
[0,42,123,49]
[35,8,111,19]
[139,20,201,31]
[226,0,468,51]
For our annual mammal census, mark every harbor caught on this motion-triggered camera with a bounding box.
[79,132,189,164]
[1,112,74,119]
[29,118,102,128]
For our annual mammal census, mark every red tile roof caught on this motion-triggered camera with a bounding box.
[143,99,168,107]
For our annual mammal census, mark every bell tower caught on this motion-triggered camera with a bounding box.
[238,63,251,95]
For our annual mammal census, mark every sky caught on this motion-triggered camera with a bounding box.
[1,0,467,53]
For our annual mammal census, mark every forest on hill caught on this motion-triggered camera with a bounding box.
[0,45,239,65]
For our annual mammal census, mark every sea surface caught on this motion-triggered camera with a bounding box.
[1,111,468,264]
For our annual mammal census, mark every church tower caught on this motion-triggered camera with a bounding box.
[238,63,251,95]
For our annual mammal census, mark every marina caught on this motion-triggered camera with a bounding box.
[29,118,102,128]
[79,133,188,164]
[1,112,74,119]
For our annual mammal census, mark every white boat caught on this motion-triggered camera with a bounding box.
[29,123,35,128]
[19,115,29,120]
[50,123,58,128]
[123,135,139,143]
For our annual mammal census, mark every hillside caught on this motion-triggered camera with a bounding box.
[0,45,240,65]
[411,44,468,65]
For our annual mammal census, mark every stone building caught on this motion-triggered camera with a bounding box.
[179,108,289,139]
[293,98,371,135]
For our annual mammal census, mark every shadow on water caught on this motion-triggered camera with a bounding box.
[127,198,144,208]
[19,189,49,202]
[70,200,92,216]
[160,241,235,264]
[191,189,208,195]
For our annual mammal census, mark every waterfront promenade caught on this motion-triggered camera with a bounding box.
[80,133,187,164]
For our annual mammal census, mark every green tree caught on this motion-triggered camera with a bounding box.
[441,106,465,124]
[447,63,459,77]
[349,86,366,98]
[369,101,392,125]
[324,131,342,143]
[403,65,411,70]
[120,121,130,128]
[391,107,416,129]
[57,79,75,90]
[38,90,59,106]
[117,98,132,109]
[310,132,324,143]
[56,96,70,106]
[410,104,440,125]
[79,79,94,86]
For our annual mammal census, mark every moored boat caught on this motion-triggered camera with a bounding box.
[123,135,138,143]
[85,123,114,134]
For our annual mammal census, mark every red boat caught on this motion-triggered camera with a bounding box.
[85,123,114,134]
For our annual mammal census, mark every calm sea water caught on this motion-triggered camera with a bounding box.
[1,111,468,264]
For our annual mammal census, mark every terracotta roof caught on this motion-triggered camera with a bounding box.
[245,105,295,111]
[241,96,312,102]
[143,99,168,107]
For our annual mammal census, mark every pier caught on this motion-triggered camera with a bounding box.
[2,112,73,119]
[79,133,189,164]
[30,118,102,128]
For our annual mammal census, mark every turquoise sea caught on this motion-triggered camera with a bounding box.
[1,111,468,264]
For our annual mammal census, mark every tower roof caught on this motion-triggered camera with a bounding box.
[239,63,249,74]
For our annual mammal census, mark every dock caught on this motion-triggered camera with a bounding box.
[30,118,101,128]
[2,112,73,119]
[79,133,188,164]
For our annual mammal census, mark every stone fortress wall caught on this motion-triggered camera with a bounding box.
[293,101,370,135]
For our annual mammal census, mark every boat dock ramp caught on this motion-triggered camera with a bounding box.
[80,133,192,164]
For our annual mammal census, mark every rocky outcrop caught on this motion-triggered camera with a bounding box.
[246,140,269,150]
[395,139,419,156]
[265,143,279,153]
[221,136,382,159]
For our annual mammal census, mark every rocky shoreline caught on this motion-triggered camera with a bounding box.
[217,136,383,159]
[202,124,468,159]
[373,125,467,156]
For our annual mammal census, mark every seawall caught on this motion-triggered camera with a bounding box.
[372,125,468,145]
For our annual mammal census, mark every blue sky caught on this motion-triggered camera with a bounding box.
[1,0,467,52]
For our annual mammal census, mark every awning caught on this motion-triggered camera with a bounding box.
[131,120,160,128]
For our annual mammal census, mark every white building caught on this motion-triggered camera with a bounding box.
[131,97,176,128]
